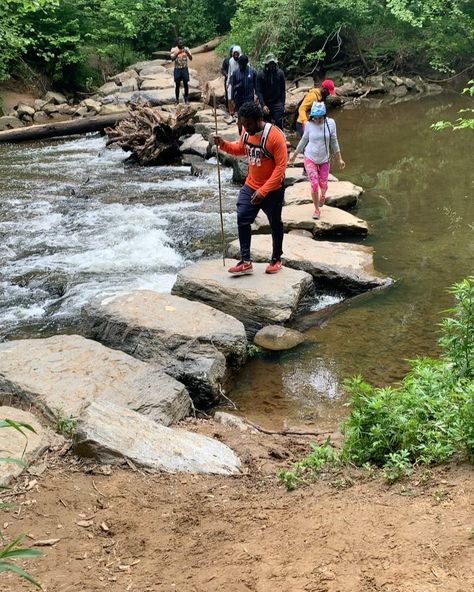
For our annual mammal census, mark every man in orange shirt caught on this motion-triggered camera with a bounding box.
[213,102,288,275]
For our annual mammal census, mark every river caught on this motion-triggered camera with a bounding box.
[1,93,473,429]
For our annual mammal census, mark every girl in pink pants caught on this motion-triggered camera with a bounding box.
[289,102,345,219]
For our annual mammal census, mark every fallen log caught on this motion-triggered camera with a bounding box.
[0,113,128,144]
[153,35,224,58]
[105,100,197,165]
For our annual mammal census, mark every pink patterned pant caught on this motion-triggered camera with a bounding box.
[304,157,330,202]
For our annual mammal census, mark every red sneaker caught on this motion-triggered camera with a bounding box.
[228,260,253,275]
[265,259,283,274]
[312,208,321,219]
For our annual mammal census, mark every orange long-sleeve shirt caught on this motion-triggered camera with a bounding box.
[221,125,288,197]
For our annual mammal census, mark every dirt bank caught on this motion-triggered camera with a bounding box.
[1,418,472,592]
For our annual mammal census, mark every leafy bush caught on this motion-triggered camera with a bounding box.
[279,277,474,489]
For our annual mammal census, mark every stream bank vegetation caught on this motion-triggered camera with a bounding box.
[0,419,43,588]
[278,276,474,490]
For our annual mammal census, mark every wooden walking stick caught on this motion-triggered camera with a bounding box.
[212,92,226,267]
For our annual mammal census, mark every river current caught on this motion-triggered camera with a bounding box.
[1,93,473,429]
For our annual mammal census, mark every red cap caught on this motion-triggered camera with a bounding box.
[322,79,336,95]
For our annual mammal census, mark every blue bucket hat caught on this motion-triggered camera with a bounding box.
[310,101,326,118]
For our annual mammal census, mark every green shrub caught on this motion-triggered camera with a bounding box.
[278,277,474,489]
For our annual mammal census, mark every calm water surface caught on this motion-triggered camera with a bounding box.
[1,93,473,429]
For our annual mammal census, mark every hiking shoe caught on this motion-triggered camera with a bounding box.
[265,259,283,274]
[312,208,321,219]
[228,260,253,275]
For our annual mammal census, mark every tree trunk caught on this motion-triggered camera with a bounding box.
[0,113,128,144]
[153,35,224,58]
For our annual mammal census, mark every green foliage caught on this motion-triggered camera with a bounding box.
[342,277,474,467]
[277,438,341,490]
[278,278,474,490]
[432,81,474,132]
[0,0,235,88]
[0,419,42,588]
[228,0,474,74]
[53,410,77,438]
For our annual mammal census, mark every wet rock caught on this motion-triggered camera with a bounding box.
[228,234,392,293]
[253,203,368,238]
[82,291,247,407]
[254,325,305,351]
[172,259,314,338]
[179,133,209,158]
[74,400,241,475]
[0,407,53,486]
[44,91,67,105]
[288,229,313,238]
[285,181,363,209]
[336,80,361,97]
[232,158,248,184]
[0,335,191,426]
[0,116,23,131]
[194,121,230,141]
[190,159,216,177]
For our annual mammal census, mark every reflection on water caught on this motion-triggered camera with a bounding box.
[228,93,474,428]
[0,94,473,429]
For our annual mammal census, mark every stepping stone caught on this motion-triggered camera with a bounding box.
[285,181,363,209]
[139,73,174,91]
[0,335,191,427]
[254,325,305,351]
[75,400,241,475]
[253,204,368,238]
[179,133,209,158]
[228,234,392,293]
[172,259,314,337]
[83,291,247,407]
[0,407,55,486]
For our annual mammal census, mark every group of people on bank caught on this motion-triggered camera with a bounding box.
[171,39,345,278]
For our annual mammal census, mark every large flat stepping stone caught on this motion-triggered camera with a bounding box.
[285,181,363,209]
[172,259,314,337]
[0,407,55,486]
[0,335,191,426]
[75,400,241,475]
[83,291,247,407]
[228,235,392,293]
[253,203,368,238]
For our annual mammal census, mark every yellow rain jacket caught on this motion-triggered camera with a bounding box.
[297,87,323,125]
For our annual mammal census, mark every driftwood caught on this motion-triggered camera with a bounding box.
[153,35,224,58]
[105,100,196,165]
[0,113,128,144]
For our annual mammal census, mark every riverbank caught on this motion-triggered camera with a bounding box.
[2,417,473,592]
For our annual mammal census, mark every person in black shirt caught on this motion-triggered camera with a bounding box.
[256,54,286,130]
[231,55,258,111]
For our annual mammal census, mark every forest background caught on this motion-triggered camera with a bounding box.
[1,0,473,94]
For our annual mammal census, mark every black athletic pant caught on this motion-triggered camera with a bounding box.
[174,68,189,102]
[265,102,285,130]
[236,183,285,262]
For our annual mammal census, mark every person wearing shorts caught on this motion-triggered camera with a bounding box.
[170,37,192,104]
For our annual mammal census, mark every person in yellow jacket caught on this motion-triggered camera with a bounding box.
[296,79,336,137]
